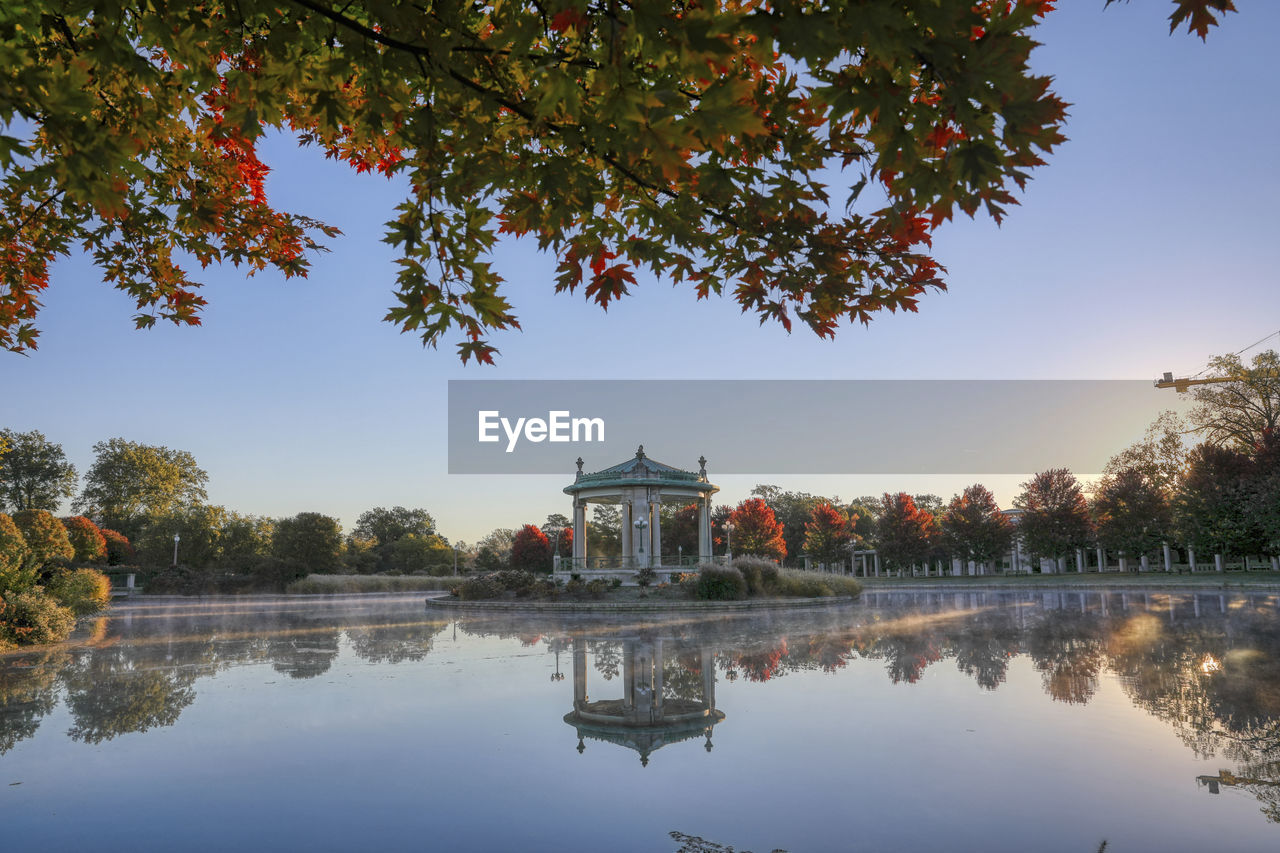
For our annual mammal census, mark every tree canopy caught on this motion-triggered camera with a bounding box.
[1014,468,1092,562]
[727,497,785,561]
[0,429,78,513]
[74,438,209,539]
[0,0,1080,360]
[1186,350,1280,451]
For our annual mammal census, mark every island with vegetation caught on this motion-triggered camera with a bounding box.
[444,557,863,607]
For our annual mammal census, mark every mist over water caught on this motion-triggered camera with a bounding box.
[3,590,1280,851]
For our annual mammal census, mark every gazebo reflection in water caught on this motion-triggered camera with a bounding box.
[562,633,725,766]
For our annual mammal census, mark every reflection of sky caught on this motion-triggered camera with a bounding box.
[4,594,1280,851]
[2,4,1276,544]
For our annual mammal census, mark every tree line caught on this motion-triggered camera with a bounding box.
[476,350,1280,574]
[0,431,461,607]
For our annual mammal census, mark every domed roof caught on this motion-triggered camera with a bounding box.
[563,445,718,495]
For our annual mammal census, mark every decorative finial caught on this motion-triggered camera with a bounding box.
[636,444,645,459]
[698,455,707,476]
[577,736,585,754]
[576,456,584,473]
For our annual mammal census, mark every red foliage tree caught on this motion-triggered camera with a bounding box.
[510,524,552,573]
[99,528,135,566]
[876,493,939,570]
[727,498,786,562]
[61,516,108,564]
[803,503,852,566]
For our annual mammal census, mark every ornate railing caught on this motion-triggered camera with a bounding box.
[554,554,728,572]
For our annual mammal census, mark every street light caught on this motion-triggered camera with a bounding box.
[552,527,562,572]
[634,517,649,567]
[724,522,735,560]
[172,533,180,569]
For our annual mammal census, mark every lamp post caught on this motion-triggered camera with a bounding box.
[552,527,562,572]
[172,533,180,569]
[678,545,683,568]
[724,522,735,561]
[634,517,649,568]
[453,545,458,576]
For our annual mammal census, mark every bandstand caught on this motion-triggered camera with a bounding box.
[563,633,724,767]
[557,446,722,583]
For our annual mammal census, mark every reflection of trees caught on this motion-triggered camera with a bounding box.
[1026,609,1106,704]
[949,608,1019,691]
[345,618,450,664]
[724,639,788,683]
[61,651,198,744]
[0,647,68,754]
[0,597,458,749]
[590,640,621,681]
[267,630,341,679]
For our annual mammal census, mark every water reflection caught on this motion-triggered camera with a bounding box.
[561,633,723,766]
[4,590,1280,830]
[0,596,450,750]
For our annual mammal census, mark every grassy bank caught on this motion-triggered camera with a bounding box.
[285,574,465,594]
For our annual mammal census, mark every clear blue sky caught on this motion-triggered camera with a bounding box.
[3,2,1277,545]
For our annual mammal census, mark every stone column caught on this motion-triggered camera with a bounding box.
[573,499,587,565]
[1215,553,1224,572]
[623,640,635,711]
[1163,543,1173,572]
[1096,547,1106,573]
[621,500,632,567]
[1140,554,1150,572]
[573,637,588,711]
[702,647,716,713]
[651,496,662,566]
[1189,547,1197,572]
[874,552,881,577]
[698,497,711,562]
[1076,549,1085,573]
[652,638,664,720]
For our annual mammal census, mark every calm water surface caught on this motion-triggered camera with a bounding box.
[3,589,1280,852]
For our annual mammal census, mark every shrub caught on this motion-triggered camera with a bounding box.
[585,578,608,599]
[12,509,74,570]
[286,574,464,594]
[492,570,537,595]
[775,574,833,598]
[100,528,135,565]
[635,566,656,588]
[695,565,747,601]
[530,577,560,600]
[731,556,780,596]
[61,516,108,563]
[0,591,76,649]
[773,570,862,598]
[457,574,504,600]
[47,568,112,616]
[0,513,33,594]
[564,577,586,598]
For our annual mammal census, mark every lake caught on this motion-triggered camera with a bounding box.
[3,588,1280,852]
